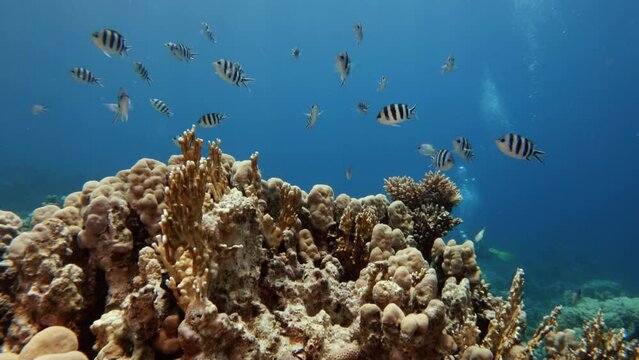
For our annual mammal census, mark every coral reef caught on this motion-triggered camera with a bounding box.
[384,172,462,259]
[0,127,637,359]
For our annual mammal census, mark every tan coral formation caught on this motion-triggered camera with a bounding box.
[0,127,637,360]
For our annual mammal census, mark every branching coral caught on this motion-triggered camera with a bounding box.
[336,205,377,279]
[384,172,462,257]
[153,126,241,311]
[571,310,638,359]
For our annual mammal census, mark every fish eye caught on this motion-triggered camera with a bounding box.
[456,139,461,143]
[499,138,505,142]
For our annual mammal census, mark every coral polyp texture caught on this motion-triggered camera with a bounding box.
[0,127,637,359]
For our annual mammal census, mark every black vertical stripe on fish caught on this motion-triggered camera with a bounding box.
[383,106,390,120]
[398,104,405,119]
[522,138,530,158]
[515,135,523,155]
[390,104,398,121]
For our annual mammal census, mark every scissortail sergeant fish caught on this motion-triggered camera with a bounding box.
[165,42,198,62]
[376,103,416,126]
[432,149,455,171]
[496,133,544,163]
[31,105,48,115]
[305,104,322,128]
[201,22,216,43]
[91,29,131,57]
[149,98,173,117]
[104,87,131,123]
[354,23,363,45]
[213,59,255,90]
[198,113,228,128]
[133,61,152,85]
[453,136,474,161]
[336,51,351,86]
[70,67,103,87]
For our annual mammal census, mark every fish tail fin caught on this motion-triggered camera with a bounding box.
[242,78,255,92]
[96,78,104,87]
[533,150,545,164]
[409,105,417,118]
[124,45,132,56]
[340,78,346,87]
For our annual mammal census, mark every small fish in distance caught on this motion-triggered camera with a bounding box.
[357,101,369,114]
[354,23,363,45]
[496,133,544,163]
[91,29,131,57]
[335,51,351,86]
[291,48,300,59]
[378,76,388,92]
[165,42,198,62]
[213,59,255,90]
[133,61,152,85]
[201,22,216,44]
[31,104,48,116]
[441,54,455,74]
[305,104,322,128]
[453,136,474,161]
[104,87,131,123]
[70,67,103,87]
[474,228,485,243]
[417,143,436,156]
[432,149,455,171]
[149,98,173,117]
[345,166,353,181]
[198,113,228,128]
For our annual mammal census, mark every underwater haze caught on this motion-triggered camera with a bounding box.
[1,0,639,313]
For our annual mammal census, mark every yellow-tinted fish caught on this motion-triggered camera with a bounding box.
[149,98,173,117]
[474,228,485,243]
[198,113,228,128]
[354,23,363,45]
[213,59,255,90]
[417,143,436,156]
[496,133,544,163]
[165,42,198,62]
[133,61,152,85]
[31,104,48,116]
[70,67,103,87]
[441,54,455,74]
[378,76,388,92]
[91,29,131,58]
[432,149,455,171]
[336,52,351,86]
[104,87,131,123]
[453,137,474,161]
[376,103,416,126]
[305,104,322,128]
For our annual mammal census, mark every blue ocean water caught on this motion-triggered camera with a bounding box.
[0,0,638,302]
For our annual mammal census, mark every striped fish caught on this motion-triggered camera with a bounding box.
[104,87,131,123]
[376,103,416,126]
[165,42,198,62]
[201,22,216,44]
[496,133,544,163]
[91,29,131,57]
[336,51,351,86]
[133,61,152,85]
[149,98,173,117]
[212,59,255,90]
[432,149,455,171]
[69,67,103,87]
[198,113,227,128]
[453,137,474,161]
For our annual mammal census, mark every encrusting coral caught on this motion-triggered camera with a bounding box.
[0,127,637,359]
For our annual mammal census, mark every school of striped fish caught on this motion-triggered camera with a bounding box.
[38,23,544,180]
